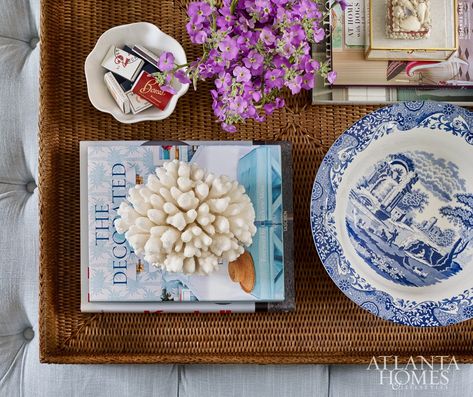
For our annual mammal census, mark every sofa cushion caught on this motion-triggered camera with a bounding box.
[0,0,39,185]
[179,365,328,397]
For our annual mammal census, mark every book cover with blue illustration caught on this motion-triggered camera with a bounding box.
[80,141,294,312]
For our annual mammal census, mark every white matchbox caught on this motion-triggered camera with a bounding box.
[101,46,144,82]
[104,72,131,114]
[126,91,153,114]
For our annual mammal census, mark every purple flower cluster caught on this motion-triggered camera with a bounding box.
[156,0,338,132]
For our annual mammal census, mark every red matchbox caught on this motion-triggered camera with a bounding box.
[131,71,173,111]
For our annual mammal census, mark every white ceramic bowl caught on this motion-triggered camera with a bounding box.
[84,22,189,123]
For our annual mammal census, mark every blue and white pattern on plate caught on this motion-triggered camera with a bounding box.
[310,102,473,327]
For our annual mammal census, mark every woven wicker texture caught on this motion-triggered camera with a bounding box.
[39,0,473,364]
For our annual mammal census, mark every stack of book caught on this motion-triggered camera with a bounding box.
[313,0,473,105]
[80,141,294,313]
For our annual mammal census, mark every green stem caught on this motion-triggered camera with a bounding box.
[230,0,238,14]
[174,63,190,69]
[211,10,217,30]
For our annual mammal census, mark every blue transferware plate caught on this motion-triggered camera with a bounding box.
[310,102,473,327]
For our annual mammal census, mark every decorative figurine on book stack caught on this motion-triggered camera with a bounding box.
[115,159,257,275]
[386,0,431,39]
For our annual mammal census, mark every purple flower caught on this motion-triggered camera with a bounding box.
[218,36,239,60]
[229,96,248,113]
[264,97,285,114]
[302,58,320,74]
[211,90,225,119]
[195,30,209,44]
[186,20,208,44]
[174,69,191,84]
[286,75,303,94]
[250,89,262,102]
[207,49,226,74]
[275,97,285,108]
[313,26,325,43]
[245,104,257,117]
[264,69,284,89]
[286,25,306,46]
[215,72,232,91]
[198,61,216,79]
[278,42,295,57]
[188,1,213,18]
[253,0,273,21]
[294,0,321,19]
[254,113,266,123]
[221,122,237,133]
[237,31,258,52]
[237,14,255,33]
[260,27,276,45]
[188,13,205,25]
[264,102,277,114]
[327,71,337,84]
[275,6,293,26]
[161,84,177,95]
[242,50,264,71]
[272,55,290,69]
[301,72,315,90]
[233,66,251,83]
[217,6,236,30]
[158,52,175,72]
[334,0,349,11]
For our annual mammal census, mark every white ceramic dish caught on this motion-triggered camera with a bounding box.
[84,22,189,123]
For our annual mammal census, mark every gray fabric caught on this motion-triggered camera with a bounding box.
[180,365,328,397]
[0,0,39,42]
[23,341,178,397]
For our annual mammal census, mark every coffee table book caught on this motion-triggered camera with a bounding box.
[80,140,294,313]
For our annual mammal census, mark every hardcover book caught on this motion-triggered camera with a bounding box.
[80,141,294,313]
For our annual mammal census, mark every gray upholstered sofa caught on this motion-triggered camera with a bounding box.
[1,0,473,396]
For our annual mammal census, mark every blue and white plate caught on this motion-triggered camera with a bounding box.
[310,102,473,327]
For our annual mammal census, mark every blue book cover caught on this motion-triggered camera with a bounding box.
[83,141,292,305]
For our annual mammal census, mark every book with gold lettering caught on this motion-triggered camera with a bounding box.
[80,141,294,313]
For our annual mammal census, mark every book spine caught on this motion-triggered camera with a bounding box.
[81,301,257,313]
[279,142,295,311]
[324,0,332,86]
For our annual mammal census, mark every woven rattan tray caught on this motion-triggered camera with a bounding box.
[39,0,473,364]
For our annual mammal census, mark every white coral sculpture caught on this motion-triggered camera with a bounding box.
[115,160,257,275]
